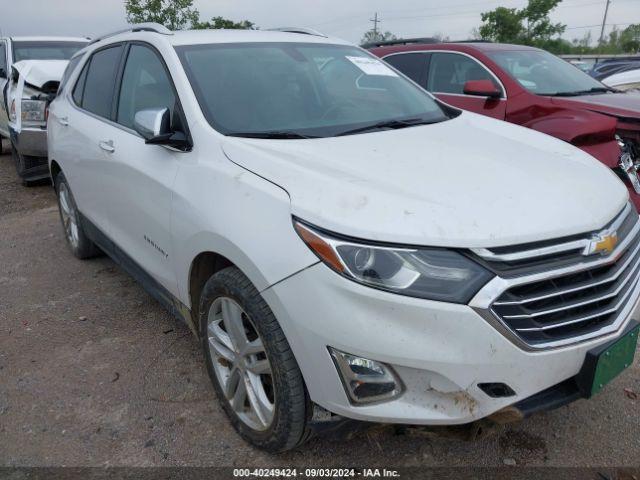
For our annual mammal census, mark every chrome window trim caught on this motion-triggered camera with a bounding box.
[382,50,507,99]
[472,203,632,262]
[469,213,640,351]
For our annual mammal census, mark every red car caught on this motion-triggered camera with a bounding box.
[369,41,640,210]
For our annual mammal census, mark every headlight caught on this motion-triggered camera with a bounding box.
[21,99,47,124]
[294,220,494,303]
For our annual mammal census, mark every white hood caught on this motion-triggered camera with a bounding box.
[222,112,628,248]
[11,60,68,89]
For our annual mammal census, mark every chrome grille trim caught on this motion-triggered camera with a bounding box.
[471,203,631,262]
[469,210,640,350]
[492,227,640,306]
[499,247,640,319]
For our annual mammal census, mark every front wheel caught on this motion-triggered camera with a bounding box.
[199,267,311,452]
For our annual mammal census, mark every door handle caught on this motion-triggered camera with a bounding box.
[99,140,115,153]
[58,116,69,126]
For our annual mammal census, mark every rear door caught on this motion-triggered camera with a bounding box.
[59,44,125,232]
[425,52,506,120]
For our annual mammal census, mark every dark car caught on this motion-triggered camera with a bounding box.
[369,40,640,210]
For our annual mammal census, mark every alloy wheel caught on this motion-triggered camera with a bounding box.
[207,296,275,431]
[58,182,80,249]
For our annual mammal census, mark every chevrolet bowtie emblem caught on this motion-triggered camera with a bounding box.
[585,231,618,256]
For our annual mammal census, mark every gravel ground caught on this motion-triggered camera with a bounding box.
[0,142,639,468]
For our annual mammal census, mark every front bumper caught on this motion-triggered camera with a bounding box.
[262,262,640,425]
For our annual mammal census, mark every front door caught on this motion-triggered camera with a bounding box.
[102,43,186,297]
[426,52,507,120]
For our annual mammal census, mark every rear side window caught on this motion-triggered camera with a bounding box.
[0,42,7,75]
[384,53,428,86]
[80,45,124,119]
[116,45,176,129]
[72,62,88,105]
[427,52,498,95]
[58,55,83,95]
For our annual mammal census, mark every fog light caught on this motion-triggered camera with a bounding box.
[329,347,403,404]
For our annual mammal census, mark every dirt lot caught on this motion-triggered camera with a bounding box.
[0,142,639,468]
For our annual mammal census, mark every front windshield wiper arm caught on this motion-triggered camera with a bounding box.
[228,131,319,139]
[545,87,615,97]
[336,117,439,137]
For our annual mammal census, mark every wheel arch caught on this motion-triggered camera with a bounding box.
[50,159,62,182]
[188,251,235,327]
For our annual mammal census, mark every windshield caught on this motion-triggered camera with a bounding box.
[175,42,452,138]
[488,50,606,96]
[13,41,87,62]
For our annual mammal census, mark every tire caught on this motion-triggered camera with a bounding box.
[11,142,36,187]
[199,266,311,452]
[54,171,101,259]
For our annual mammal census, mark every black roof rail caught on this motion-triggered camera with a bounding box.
[361,37,440,48]
[452,39,493,43]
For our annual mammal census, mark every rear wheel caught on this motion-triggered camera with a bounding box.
[200,267,311,452]
[54,171,101,259]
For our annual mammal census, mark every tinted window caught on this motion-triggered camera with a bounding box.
[58,55,83,95]
[82,46,123,119]
[12,41,87,61]
[427,53,498,94]
[384,53,427,85]
[117,45,176,129]
[72,62,88,105]
[176,42,450,138]
[0,42,6,75]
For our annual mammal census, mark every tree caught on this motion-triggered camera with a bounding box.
[619,24,640,53]
[124,0,199,30]
[478,0,565,46]
[193,16,256,30]
[361,29,397,45]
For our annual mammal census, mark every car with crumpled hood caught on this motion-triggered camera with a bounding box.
[0,36,87,184]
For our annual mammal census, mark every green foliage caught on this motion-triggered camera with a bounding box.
[478,0,565,45]
[619,24,640,52]
[124,0,199,30]
[361,29,397,45]
[123,0,257,31]
[193,16,256,30]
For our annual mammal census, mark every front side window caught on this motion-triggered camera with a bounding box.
[176,42,452,138]
[427,52,498,95]
[117,45,176,129]
[12,41,87,62]
[80,45,124,119]
[488,50,605,96]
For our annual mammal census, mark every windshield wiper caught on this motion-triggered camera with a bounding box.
[228,131,319,139]
[545,87,614,97]
[335,117,439,137]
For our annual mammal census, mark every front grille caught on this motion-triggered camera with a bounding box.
[473,203,640,348]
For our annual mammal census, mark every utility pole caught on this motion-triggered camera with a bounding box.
[370,12,380,38]
[599,0,611,44]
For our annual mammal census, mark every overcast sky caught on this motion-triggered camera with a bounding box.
[0,0,637,45]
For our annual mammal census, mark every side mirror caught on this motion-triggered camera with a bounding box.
[463,79,501,99]
[133,107,189,149]
[0,67,7,78]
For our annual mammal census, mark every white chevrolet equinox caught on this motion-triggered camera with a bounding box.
[48,24,640,452]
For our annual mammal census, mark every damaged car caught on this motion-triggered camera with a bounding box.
[0,36,87,184]
[48,25,640,452]
[369,41,640,211]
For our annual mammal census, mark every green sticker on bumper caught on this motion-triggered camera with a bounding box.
[591,326,639,396]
